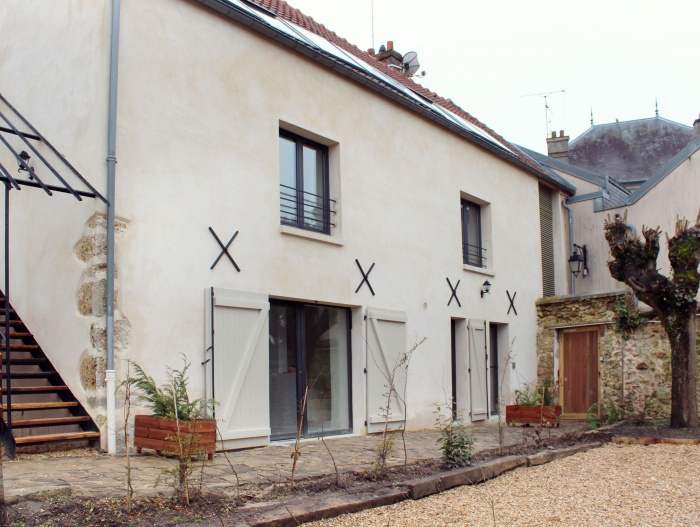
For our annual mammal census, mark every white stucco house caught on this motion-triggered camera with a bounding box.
[0,0,575,453]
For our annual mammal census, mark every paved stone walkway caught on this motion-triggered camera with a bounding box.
[2,422,583,501]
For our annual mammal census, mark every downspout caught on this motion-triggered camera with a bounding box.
[561,198,575,294]
[106,0,121,455]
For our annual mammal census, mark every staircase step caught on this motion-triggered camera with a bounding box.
[2,371,59,379]
[2,386,70,395]
[1,344,39,351]
[14,431,100,445]
[11,415,91,428]
[1,358,49,365]
[4,402,78,411]
[1,331,31,338]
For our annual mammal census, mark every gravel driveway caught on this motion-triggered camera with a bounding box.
[307,444,700,526]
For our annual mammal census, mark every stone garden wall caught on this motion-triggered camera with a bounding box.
[536,290,700,419]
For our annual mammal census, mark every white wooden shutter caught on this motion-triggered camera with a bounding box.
[366,308,407,433]
[468,319,488,421]
[204,288,270,450]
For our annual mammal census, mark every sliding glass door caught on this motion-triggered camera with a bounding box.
[269,301,351,440]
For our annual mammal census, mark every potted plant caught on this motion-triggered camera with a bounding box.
[505,379,561,427]
[131,356,217,460]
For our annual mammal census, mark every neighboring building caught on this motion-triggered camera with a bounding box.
[0,0,574,452]
[530,131,700,296]
[547,115,695,190]
[529,114,700,422]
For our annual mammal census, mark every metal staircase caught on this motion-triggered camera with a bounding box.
[1,291,99,454]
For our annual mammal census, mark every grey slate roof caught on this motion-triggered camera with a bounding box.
[626,135,700,205]
[569,116,693,183]
[521,147,630,211]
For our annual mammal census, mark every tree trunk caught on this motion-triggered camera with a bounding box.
[670,313,699,428]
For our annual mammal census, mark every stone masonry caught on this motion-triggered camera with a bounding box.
[75,213,130,429]
[537,290,700,419]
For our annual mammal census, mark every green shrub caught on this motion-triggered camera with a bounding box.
[614,294,646,339]
[130,355,215,421]
[434,406,475,468]
[514,384,541,406]
[587,400,623,429]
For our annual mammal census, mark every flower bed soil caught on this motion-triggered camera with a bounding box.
[6,431,596,526]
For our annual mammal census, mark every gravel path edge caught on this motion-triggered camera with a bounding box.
[248,442,604,527]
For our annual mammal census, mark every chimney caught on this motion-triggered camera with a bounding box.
[374,40,403,68]
[694,114,700,137]
[546,130,569,163]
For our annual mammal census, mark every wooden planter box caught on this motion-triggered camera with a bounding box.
[134,415,216,460]
[505,405,562,427]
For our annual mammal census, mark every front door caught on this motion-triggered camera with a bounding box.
[268,300,351,440]
[561,328,599,418]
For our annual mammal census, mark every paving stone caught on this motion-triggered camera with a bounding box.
[3,422,584,503]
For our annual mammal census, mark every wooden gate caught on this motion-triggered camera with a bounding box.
[561,327,599,418]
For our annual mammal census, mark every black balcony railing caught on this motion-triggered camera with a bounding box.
[463,242,487,268]
[280,184,336,234]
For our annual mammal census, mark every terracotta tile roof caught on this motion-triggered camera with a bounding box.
[250,0,554,181]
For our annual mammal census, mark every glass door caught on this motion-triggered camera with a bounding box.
[269,301,351,440]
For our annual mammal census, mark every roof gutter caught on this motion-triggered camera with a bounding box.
[196,0,570,192]
[105,0,121,456]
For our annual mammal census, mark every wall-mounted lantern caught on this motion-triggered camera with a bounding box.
[17,150,30,172]
[568,244,588,278]
[480,280,491,298]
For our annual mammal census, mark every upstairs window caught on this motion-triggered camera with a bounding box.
[279,130,334,234]
[461,199,485,267]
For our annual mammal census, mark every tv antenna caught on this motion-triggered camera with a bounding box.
[522,89,566,137]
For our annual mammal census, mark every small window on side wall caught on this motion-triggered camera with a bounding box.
[462,199,485,267]
[279,130,333,234]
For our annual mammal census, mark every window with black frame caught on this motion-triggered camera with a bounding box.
[279,130,333,234]
[461,199,485,267]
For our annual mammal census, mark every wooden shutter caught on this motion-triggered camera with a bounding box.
[204,288,270,450]
[539,184,555,297]
[366,308,407,433]
[468,319,488,421]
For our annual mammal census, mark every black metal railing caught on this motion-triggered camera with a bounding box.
[280,184,336,234]
[463,242,487,268]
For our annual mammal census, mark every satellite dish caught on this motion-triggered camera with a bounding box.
[402,51,420,77]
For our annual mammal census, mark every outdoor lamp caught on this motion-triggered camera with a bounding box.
[481,280,491,298]
[17,150,30,172]
[568,244,588,277]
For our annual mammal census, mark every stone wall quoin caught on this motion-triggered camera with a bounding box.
[534,290,694,419]
[74,213,131,428]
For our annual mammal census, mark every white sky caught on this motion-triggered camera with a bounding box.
[284,0,700,153]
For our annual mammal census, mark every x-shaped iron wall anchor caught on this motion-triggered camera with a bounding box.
[446,277,461,307]
[355,259,375,296]
[507,290,517,315]
[209,227,240,272]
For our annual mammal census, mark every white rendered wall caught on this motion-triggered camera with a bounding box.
[2,0,553,441]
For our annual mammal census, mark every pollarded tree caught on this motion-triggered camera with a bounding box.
[604,210,700,428]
